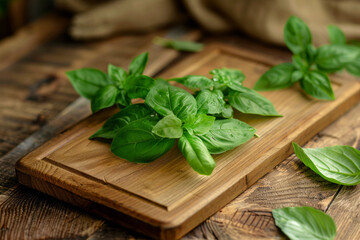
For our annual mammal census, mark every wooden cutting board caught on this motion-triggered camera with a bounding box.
[16,44,360,240]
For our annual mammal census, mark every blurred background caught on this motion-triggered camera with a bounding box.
[1,0,359,46]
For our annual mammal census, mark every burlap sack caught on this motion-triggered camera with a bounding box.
[57,0,360,46]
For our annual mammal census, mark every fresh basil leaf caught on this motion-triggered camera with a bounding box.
[300,71,335,100]
[254,63,296,91]
[291,70,304,83]
[124,75,154,99]
[152,115,183,139]
[196,89,225,115]
[292,143,360,185]
[108,64,127,88]
[183,114,215,136]
[115,90,131,107]
[272,206,336,240]
[154,78,170,86]
[89,104,153,139]
[128,52,148,76]
[292,55,308,72]
[178,131,215,175]
[66,68,111,99]
[199,119,256,154]
[327,25,346,45]
[90,85,118,113]
[228,87,281,116]
[210,68,245,91]
[153,37,204,52]
[305,44,317,63]
[284,16,312,55]
[111,116,175,163]
[145,85,197,123]
[219,104,233,119]
[170,75,214,90]
[345,56,360,77]
[315,45,359,72]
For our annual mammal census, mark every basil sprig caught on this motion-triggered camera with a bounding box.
[254,16,360,100]
[67,52,157,113]
[293,142,360,185]
[272,206,336,240]
[172,68,281,117]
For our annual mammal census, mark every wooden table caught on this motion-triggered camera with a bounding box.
[0,15,359,240]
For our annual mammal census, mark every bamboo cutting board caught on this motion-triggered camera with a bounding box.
[16,44,360,240]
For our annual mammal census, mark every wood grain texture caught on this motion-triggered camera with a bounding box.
[16,44,360,239]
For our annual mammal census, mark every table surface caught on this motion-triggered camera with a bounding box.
[0,15,359,240]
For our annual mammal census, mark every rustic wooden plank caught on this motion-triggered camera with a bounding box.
[0,13,69,71]
[183,102,360,240]
[15,44,360,239]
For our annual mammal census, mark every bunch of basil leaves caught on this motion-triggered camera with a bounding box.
[254,16,360,100]
[171,68,281,118]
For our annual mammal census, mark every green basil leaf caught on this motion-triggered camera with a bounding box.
[90,85,118,113]
[305,44,317,63]
[115,90,131,107]
[178,131,215,175]
[196,89,225,115]
[284,16,312,55]
[128,52,148,76]
[292,55,308,72]
[125,75,154,99]
[219,104,233,119]
[111,116,175,163]
[254,63,296,91]
[210,68,245,91]
[315,45,359,72]
[291,70,304,83]
[300,71,335,100]
[153,37,204,52]
[345,56,360,77]
[327,25,346,45]
[228,87,281,116]
[292,143,360,185]
[272,206,336,240]
[170,75,214,89]
[89,104,153,139]
[154,78,170,86]
[108,64,127,88]
[66,68,111,99]
[145,85,197,123]
[199,119,256,154]
[183,114,215,136]
[152,115,183,139]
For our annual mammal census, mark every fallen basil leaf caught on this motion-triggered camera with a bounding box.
[272,206,336,240]
[327,25,346,45]
[210,68,245,91]
[254,63,296,91]
[90,85,118,113]
[128,52,148,76]
[145,84,197,123]
[170,75,214,90]
[152,115,183,139]
[228,87,282,116]
[284,16,312,55]
[199,119,256,154]
[108,64,127,88]
[292,142,360,185]
[183,114,215,136]
[196,89,225,115]
[153,37,204,52]
[178,131,215,175]
[89,104,153,139]
[66,68,111,99]
[111,116,175,163]
[300,71,335,100]
[125,75,154,99]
